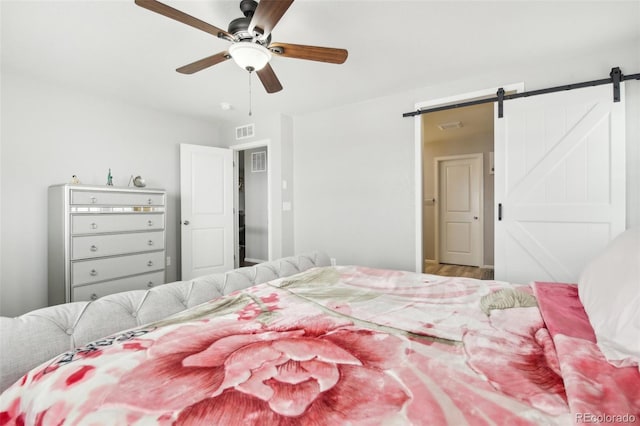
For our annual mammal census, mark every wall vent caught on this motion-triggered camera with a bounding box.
[235,123,255,140]
[251,151,267,172]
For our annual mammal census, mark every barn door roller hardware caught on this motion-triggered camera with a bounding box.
[403,67,640,119]
[611,67,622,102]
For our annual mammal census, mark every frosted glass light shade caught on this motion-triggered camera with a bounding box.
[229,43,272,71]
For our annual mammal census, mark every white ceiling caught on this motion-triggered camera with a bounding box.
[2,1,639,125]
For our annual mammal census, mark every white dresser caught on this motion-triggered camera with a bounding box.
[48,184,167,304]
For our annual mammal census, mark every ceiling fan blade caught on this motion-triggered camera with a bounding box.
[269,42,348,64]
[176,52,230,74]
[135,0,232,39]
[248,0,294,39]
[256,64,283,94]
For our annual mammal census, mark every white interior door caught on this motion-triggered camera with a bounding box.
[494,84,626,284]
[180,144,234,280]
[438,155,483,266]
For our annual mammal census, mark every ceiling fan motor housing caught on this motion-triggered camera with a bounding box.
[228,16,269,43]
[228,16,251,38]
[229,0,268,42]
[228,17,271,43]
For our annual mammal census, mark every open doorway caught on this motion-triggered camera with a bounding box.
[413,84,524,277]
[422,104,493,277]
[233,140,271,268]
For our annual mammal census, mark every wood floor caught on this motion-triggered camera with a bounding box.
[424,262,494,280]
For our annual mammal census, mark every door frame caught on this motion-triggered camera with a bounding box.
[413,82,525,272]
[434,153,484,267]
[231,139,272,268]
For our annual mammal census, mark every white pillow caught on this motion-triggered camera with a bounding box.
[578,227,640,367]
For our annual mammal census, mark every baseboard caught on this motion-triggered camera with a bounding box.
[244,257,267,264]
[424,259,438,264]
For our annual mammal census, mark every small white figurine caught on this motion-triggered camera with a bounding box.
[71,175,81,184]
[133,176,146,188]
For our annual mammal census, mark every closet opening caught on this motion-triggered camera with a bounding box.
[233,142,271,268]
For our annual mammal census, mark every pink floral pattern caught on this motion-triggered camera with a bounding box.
[463,307,568,415]
[2,266,635,425]
[101,316,411,424]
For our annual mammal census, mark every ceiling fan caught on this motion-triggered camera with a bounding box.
[135,0,348,94]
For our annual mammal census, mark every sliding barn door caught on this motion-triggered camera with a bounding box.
[494,84,626,284]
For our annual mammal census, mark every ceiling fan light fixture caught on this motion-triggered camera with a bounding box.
[229,42,272,71]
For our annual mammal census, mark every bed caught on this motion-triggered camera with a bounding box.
[1,231,638,425]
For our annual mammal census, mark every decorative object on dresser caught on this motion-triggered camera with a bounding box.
[133,175,146,187]
[128,175,147,188]
[48,184,167,305]
[106,169,113,186]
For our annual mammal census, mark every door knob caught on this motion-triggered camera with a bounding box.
[183,220,190,225]
[474,216,479,220]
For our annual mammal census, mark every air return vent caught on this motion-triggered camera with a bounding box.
[251,151,267,172]
[235,123,255,140]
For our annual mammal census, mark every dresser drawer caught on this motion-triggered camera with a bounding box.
[71,213,164,234]
[72,271,166,302]
[71,190,164,206]
[71,231,165,260]
[71,251,165,286]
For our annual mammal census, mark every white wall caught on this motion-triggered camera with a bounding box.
[627,80,640,227]
[294,98,416,270]
[293,43,640,270]
[0,71,221,316]
[280,115,295,256]
[222,112,295,260]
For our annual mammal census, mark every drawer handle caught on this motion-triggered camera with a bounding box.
[90,223,98,230]
[90,293,98,301]
[90,245,98,252]
[147,220,153,227]
[148,198,153,205]
[147,261,154,267]
[147,281,155,288]
[90,269,98,276]
[147,240,154,246]
[90,196,97,204]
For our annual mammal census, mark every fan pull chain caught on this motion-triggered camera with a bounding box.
[248,70,253,116]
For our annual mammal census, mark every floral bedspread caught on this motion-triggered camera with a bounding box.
[0,266,636,425]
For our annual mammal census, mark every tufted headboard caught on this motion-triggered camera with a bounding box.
[0,252,331,392]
